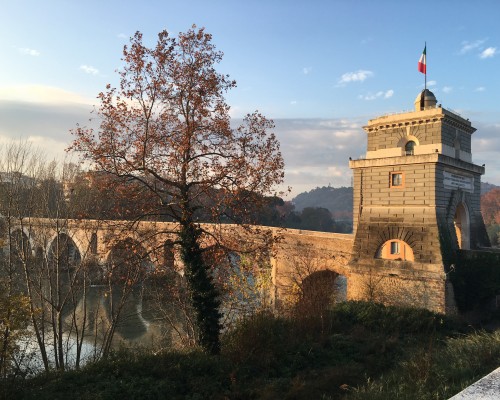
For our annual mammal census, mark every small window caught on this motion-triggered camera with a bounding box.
[390,241,400,255]
[405,140,416,155]
[390,172,404,188]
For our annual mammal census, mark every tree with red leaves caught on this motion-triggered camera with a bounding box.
[481,188,500,226]
[70,26,284,354]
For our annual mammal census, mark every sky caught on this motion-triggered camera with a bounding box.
[1,0,500,197]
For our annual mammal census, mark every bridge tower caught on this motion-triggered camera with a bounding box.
[348,89,490,313]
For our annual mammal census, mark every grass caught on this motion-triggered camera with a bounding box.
[3,301,499,400]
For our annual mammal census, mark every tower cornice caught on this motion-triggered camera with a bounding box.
[363,107,475,135]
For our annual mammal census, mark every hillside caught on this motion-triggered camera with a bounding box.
[481,181,500,195]
[292,186,353,220]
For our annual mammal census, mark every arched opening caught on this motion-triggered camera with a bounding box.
[48,233,82,269]
[89,232,98,255]
[297,270,347,315]
[163,240,175,269]
[454,202,470,250]
[377,239,414,261]
[106,238,153,284]
[405,140,416,155]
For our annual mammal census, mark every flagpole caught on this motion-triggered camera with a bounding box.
[424,41,427,91]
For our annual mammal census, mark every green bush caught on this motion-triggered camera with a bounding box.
[327,301,460,340]
[349,330,500,400]
[8,301,492,400]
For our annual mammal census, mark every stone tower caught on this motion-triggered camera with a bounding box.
[348,89,490,313]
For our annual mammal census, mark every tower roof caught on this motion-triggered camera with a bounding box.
[414,89,437,111]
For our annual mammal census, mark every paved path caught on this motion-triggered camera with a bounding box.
[449,367,500,399]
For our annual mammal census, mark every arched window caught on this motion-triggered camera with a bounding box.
[376,239,414,261]
[405,140,416,155]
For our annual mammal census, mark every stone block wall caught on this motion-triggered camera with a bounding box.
[347,259,449,313]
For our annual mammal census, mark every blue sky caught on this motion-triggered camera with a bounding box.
[1,0,500,196]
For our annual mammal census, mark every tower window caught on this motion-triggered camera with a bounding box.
[405,140,416,155]
[390,241,400,255]
[390,172,404,188]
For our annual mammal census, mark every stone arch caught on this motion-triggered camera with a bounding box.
[454,202,470,250]
[47,232,82,268]
[397,135,420,155]
[371,226,420,260]
[47,231,86,262]
[106,238,154,284]
[376,239,415,261]
[297,269,347,314]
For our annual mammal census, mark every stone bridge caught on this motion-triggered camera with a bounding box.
[5,218,357,308]
[4,217,463,314]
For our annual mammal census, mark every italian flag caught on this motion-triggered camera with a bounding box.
[418,45,427,74]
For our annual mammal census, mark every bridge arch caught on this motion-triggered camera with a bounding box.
[47,232,82,268]
[296,269,348,314]
[105,238,154,284]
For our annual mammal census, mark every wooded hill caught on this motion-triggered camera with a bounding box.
[292,186,353,221]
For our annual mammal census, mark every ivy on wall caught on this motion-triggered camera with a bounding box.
[450,250,500,312]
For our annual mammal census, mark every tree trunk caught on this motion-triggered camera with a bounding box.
[179,221,221,354]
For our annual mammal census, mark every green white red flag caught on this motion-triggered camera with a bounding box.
[418,45,427,74]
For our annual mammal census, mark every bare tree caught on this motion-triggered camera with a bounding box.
[0,143,149,372]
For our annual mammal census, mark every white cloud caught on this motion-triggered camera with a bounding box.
[337,70,373,86]
[334,130,358,138]
[290,100,297,105]
[80,65,99,75]
[18,47,40,56]
[303,67,312,75]
[359,89,393,101]
[480,47,497,59]
[117,33,127,39]
[0,84,94,105]
[459,39,486,54]
[442,86,453,93]
[427,80,437,87]
[475,86,486,92]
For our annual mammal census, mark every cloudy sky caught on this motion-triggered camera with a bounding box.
[1,0,500,197]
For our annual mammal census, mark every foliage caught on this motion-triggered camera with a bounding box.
[350,331,500,400]
[486,223,500,246]
[450,251,500,312]
[0,278,31,379]
[12,302,495,400]
[481,187,500,226]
